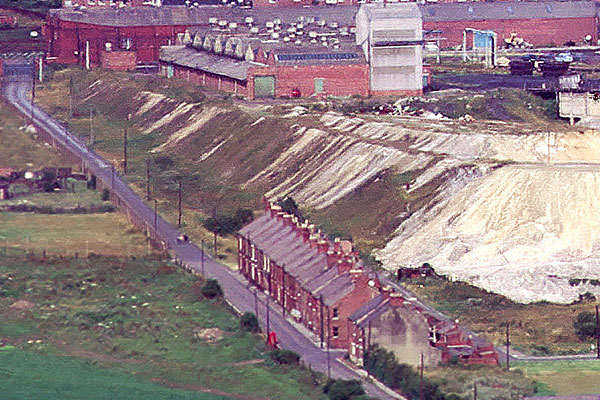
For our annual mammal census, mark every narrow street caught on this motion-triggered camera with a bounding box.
[2,76,401,400]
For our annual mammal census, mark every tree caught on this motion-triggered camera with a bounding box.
[574,311,596,340]
[201,279,223,299]
[276,197,303,220]
[240,312,259,333]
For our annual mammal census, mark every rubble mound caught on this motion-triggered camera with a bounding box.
[376,164,600,303]
[10,300,35,311]
[193,327,224,343]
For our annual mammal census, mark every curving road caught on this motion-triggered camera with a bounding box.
[3,77,400,400]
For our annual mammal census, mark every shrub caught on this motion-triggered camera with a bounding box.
[574,311,597,340]
[101,189,110,201]
[201,279,223,299]
[270,349,300,365]
[323,379,365,400]
[240,312,259,333]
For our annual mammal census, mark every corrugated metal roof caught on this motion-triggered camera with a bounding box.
[420,1,597,22]
[159,45,251,80]
[50,5,358,27]
[361,3,422,21]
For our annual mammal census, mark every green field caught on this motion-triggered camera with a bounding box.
[514,360,600,396]
[0,212,150,257]
[0,254,327,399]
[0,346,229,400]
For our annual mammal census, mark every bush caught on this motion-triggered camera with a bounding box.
[240,312,259,333]
[101,189,110,201]
[270,349,300,365]
[201,279,223,299]
[574,311,597,340]
[323,379,365,400]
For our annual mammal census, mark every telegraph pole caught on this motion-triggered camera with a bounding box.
[419,352,424,400]
[154,199,158,233]
[30,63,35,121]
[281,265,286,316]
[68,76,73,118]
[474,381,478,400]
[266,295,270,344]
[178,179,183,228]
[595,304,600,358]
[327,307,331,378]
[123,127,128,174]
[506,324,510,371]
[89,105,94,146]
[146,159,151,200]
[201,239,205,277]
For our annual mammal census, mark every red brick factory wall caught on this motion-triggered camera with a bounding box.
[425,16,598,48]
[45,17,188,65]
[247,63,369,99]
[100,50,136,71]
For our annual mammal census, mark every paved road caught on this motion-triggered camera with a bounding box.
[3,78,400,400]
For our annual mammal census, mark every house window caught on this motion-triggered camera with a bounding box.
[332,326,339,338]
[332,308,339,319]
[121,38,133,50]
[314,78,324,94]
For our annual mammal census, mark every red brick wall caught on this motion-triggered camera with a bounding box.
[424,17,597,48]
[46,17,188,65]
[161,62,249,96]
[252,0,357,6]
[100,50,136,71]
[329,280,379,349]
[247,63,369,99]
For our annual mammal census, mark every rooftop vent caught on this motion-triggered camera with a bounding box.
[245,16,254,24]
[208,17,218,25]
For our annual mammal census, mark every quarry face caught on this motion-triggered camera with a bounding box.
[371,122,600,304]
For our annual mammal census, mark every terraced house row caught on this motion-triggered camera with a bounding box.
[238,200,499,367]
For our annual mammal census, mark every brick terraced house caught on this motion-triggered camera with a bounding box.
[238,201,380,348]
[238,200,499,366]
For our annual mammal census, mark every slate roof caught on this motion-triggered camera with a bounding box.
[159,45,252,80]
[239,213,355,306]
[419,1,597,22]
[348,293,387,325]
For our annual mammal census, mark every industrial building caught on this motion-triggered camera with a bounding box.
[356,3,423,96]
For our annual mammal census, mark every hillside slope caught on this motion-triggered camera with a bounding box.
[38,70,600,303]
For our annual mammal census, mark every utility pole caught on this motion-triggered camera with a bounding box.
[266,295,270,344]
[281,265,286,316]
[327,307,331,379]
[213,207,218,257]
[111,164,115,190]
[595,304,600,358]
[146,159,151,200]
[178,179,182,228]
[69,76,73,118]
[154,199,158,234]
[201,239,205,277]
[474,381,477,400]
[123,127,128,174]
[506,324,510,371]
[89,105,94,146]
[253,287,258,318]
[419,352,424,400]
[30,64,35,121]
[319,295,324,349]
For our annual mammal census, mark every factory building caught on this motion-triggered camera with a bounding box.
[356,3,424,96]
